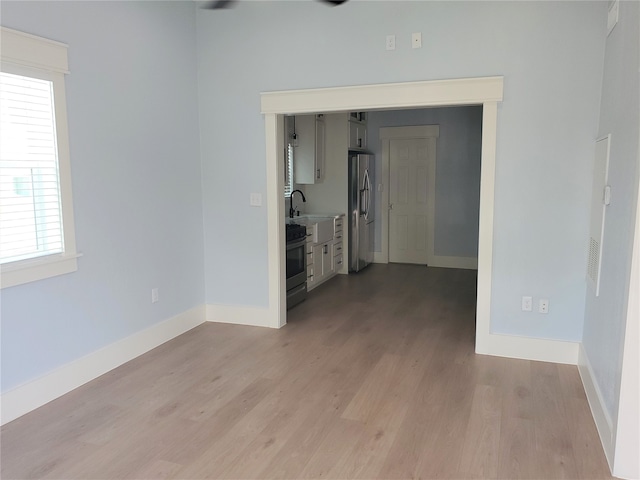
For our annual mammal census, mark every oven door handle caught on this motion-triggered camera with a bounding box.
[286,238,307,250]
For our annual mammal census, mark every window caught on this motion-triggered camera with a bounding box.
[1,72,63,262]
[0,27,78,288]
[284,142,294,197]
[284,115,295,197]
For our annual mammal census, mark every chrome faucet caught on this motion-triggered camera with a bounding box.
[289,189,306,218]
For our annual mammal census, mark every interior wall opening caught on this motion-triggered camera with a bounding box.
[281,105,484,326]
[261,77,502,355]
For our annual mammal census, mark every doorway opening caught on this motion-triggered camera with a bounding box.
[261,77,503,357]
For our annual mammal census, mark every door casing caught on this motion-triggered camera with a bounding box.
[261,76,503,361]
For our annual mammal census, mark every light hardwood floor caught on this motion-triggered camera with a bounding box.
[1,265,612,479]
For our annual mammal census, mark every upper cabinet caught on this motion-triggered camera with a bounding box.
[294,114,325,184]
[348,112,367,150]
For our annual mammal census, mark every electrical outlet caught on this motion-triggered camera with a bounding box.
[386,35,396,51]
[250,192,262,207]
[522,296,532,312]
[539,299,549,314]
[151,288,159,304]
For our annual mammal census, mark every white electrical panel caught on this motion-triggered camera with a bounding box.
[587,135,611,296]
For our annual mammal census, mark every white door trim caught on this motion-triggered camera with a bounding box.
[261,77,503,360]
[262,77,579,364]
[379,125,440,265]
[612,141,640,479]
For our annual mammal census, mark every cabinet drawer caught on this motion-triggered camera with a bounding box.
[333,231,344,244]
[334,218,344,231]
[306,241,313,255]
[333,243,343,256]
[334,253,344,269]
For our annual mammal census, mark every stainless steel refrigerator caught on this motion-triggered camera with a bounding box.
[348,153,374,272]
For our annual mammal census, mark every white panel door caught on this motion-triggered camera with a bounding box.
[389,137,435,264]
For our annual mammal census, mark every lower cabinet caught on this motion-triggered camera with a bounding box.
[321,243,335,278]
[306,234,315,289]
[308,242,334,291]
[307,216,344,292]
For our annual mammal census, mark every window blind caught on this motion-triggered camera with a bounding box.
[0,71,63,264]
[284,115,295,197]
[284,143,294,197]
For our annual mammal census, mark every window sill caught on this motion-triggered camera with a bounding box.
[1,253,82,289]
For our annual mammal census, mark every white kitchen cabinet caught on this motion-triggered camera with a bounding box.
[309,242,332,289]
[348,118,367,150]
[306,215,344,291]
[333,216,345,273]
[294,114,325,184]
[312,243,324,272]
[322,243,335,278]
[306,232,315,289]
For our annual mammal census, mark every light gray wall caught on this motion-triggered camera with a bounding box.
[0,2,205,392]
[367,107,482,258]
[0,0,614,393]
[197,1,606,341]
[582,1,639,421]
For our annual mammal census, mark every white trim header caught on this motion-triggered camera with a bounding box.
[1,27,69,74]
[261,76,504,115]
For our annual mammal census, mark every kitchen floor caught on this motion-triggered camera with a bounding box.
[1,265,611,479]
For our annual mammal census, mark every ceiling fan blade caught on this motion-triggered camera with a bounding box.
[201,0,235,9]
[201,0,345,9]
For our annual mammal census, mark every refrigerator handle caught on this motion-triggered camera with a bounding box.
[363,169,371,221]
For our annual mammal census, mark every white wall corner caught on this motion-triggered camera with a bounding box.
[0,305,206,426]
[206,303,277,329]
[612,166,640,480]
[578,343,615,470]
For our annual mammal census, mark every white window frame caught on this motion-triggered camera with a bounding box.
[1,27,79,288]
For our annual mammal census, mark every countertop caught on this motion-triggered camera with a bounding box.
[286,213,344,225]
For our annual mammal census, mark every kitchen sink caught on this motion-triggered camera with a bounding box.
[286,214,341,244]
[311,219,334,244]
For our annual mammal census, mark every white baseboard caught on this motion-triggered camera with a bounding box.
[430,255,478,270]
[0,305,205,426]
[578,343,614,470]
[476,332,579,365]
[372,253,478,271]
[206,303,274,328]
